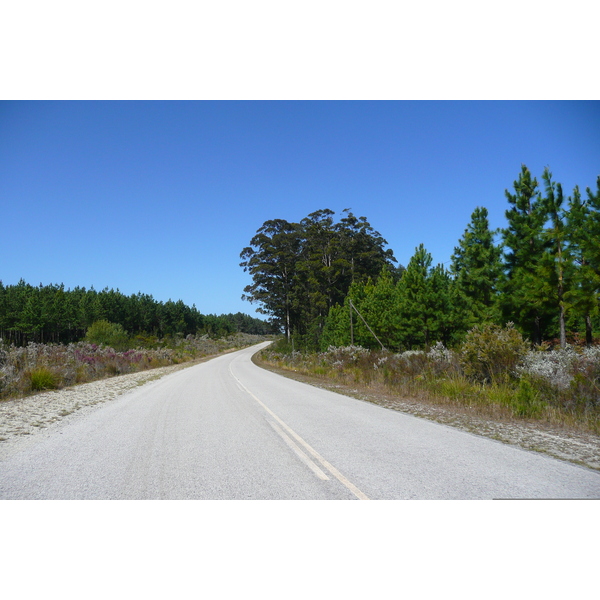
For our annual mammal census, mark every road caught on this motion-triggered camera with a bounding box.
[1,342,599,499]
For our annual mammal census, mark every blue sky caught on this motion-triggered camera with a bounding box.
[1,101,599,318]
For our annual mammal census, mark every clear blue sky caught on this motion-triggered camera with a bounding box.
[1,101,599,318]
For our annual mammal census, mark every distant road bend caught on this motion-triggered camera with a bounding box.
[1,342,599,499]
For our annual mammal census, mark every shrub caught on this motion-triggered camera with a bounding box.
[517,346,600,412]
[518,347,579,389]
[85,320,130,351]
[29,367,59,391]
[513,378,545,418]
[459,323,529,384]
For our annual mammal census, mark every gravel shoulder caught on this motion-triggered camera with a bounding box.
[253,357,600,472]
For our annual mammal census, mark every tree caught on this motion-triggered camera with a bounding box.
[583,177,600,340]
[450,206,502,325]
[428,262,469,347]
[500,165,551,345]
[240,219,301,341]
[564,177,600,343]
[0,279,267,346]
[336,209,400,286]
[396,244,433,348]
[564,186,593,343]
[539,168,569,348]
[85,320,129,351]
[296,209,343,346]
[241,210,397,349]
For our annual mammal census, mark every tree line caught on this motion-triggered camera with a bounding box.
[0,281,274,346]
[241,166,600,351]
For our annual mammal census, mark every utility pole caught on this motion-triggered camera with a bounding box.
[349,300,354,345]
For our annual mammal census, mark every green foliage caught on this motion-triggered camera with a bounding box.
[450,206,502,325]
[322,246,470,351]
[241,209,398,349]
[240,219,302,341]
[85,320,130,351]
[538,168,570,348]
[0,280,273,347]
[513,378,545,418]
[500,165,553,345]
[29,367,59,391]
[459,323,530,384]
[564,186,595,341]
[396,244,432,348]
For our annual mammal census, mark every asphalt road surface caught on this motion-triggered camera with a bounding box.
[1,342,599,499]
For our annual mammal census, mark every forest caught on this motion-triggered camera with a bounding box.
[0,281,274,346]
[241,165,600,352]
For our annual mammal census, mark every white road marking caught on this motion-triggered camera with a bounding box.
[267,420,329,480]
[229,364,370,500]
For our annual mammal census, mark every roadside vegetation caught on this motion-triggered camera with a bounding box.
[258,324,600,436]
[0,328,271,401]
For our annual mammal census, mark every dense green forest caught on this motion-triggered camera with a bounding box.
[0,281,274,346]
[241,166,600,351]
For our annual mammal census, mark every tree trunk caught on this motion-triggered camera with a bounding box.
[534,315,542,347]
[585,314,593,346]
[559,305,566,349]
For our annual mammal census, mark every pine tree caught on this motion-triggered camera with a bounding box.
[396,244,433,348]
[564,185,597,343]
[354,269,401,350]
[450,206,502,325]
[428,263,469,346]
[500,165,551,345]
[538,168,569,347]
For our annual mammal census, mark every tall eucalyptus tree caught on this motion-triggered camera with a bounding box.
[240,219,302,341]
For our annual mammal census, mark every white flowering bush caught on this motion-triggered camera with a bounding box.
[427,342,453,362]
[518,347,580,389]
[321,345,371,365]
[518,346,600,390]
[398,350,425,359]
